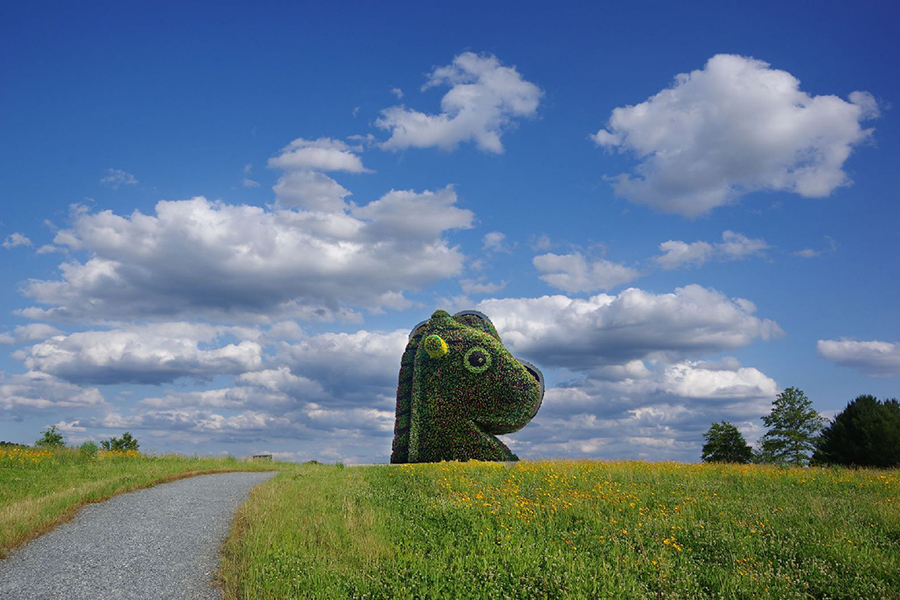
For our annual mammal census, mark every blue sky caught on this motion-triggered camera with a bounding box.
[1,1,898,463]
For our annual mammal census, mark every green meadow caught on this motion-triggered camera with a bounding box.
[221,460,900,599]
[3,450,899,598]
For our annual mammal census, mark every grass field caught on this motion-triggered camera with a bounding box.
[220,460,900,599]
[0,445,283,558]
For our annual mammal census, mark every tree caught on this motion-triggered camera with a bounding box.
[813,395,900,468]
[100,432,139,452]
[701,421,753,463]
[758,387,825,466]
[35,425,65,448]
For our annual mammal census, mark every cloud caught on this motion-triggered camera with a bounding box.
[533,252,642,292]
[390,87,403,99]
[242,178,260,188]
[655,231,769,270]
[505,357,775,462]
[50,324,406,456]
[476,285,783,370]
[2,233,33,249]
[593,54,879,216]
[459,278,507,295]
[267,137,372,173]
[45,325,409,458]
[278,329,408,403]
[0,324,63,345]
[530,234,553,252]
[273,170,351,212]
[482,231,511,253]
[100,169,138,189]
[21,192,472,322]
[662,359,777,399]
[24,323,263,384]
[0,371,105,414]
[351,186,473,240]
[817,339,900,377]
[654,241,715,270]
[793,236,837,259]
[376,52,542,153]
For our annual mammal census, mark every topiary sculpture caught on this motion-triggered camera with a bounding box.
[391,309,544,463]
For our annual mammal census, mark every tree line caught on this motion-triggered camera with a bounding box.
[702,387,900,467]
[31,426,140,453]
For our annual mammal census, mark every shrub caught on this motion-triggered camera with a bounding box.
[79,441,99,458]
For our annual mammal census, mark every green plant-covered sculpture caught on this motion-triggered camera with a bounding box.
[391,310,544,463]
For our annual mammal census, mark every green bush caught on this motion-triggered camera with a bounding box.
[79,441,99,458]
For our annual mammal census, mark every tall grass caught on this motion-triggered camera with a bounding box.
[221,460,900,599]
[0,446,281,558]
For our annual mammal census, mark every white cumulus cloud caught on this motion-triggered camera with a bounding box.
[476,285,783,370]
[593,54,879,216]
[100,169,138,189]
[0,324,63,345]
[376,52,542,153]
[655,231,769,270]
[24,323,263,384]
[508,357,775,462]
[268,137,372,173]
[2,233,33,249]
[533,252,642,292]
[273,170,351,212]
[817,339,900,377]
[0,371,105,413]
[21,192,472,322]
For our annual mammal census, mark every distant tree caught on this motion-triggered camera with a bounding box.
[35,425,65,448]
[758,387,825,466]
[701,421,753,464]
[813,395,900,468]
[100,432,139,452]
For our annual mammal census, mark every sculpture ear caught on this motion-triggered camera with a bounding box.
[408,319,429,341]
[424,334,449,358]
[453,310,500,341]
[453,310,493,327]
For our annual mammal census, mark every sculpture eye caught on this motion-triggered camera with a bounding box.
[463,346,491,374]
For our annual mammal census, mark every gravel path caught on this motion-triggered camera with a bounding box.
[0,471,277,600]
